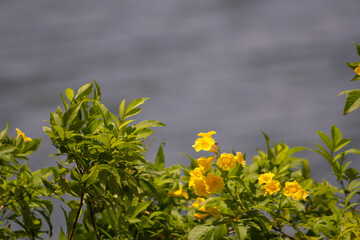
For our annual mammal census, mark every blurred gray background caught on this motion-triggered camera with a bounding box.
[1,0,360,236]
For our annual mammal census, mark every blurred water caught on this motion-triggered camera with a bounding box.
[1,0,360,237]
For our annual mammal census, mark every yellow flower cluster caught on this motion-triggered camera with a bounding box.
[167,185,189,199]
[192,197,221,220]
[189,168,224,197]
[16,128,32,142]
[355,64,360,75]
[283,181,309,201]
[217,152,245,170]
[189,131,246,220]
[258,172,309,201]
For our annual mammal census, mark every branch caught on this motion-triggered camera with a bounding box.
[68,192,84,240]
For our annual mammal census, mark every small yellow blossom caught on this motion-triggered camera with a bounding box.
[192,197,207,212]
[193,178,211,197]
[189,168,203,189]
[192,131,217,152]
[198,131,217,138]
[234,152,246,167]
[205,173,224,194]
[261,180,281,196]
[355,64,360,75]
[216,153,236,170]
[197,156,215,173]
[207,206,221,219]
[283,181,308,201]
[258,172,275,185]
[167,185,189,199]
[16,128,32,142]
[192,137,215,152]
[194,212,209,220]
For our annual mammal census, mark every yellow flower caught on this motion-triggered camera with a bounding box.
[234,152,246,167]
[192,197,207,212]
[16,128,32,141]
[193,178,211,197]
[167,185,189,199]
[207,206,221,219]
[189,168,203,189]
[216,153,236,170]
[194,212,209,220]
[261,180,281,196]
[192,137,215,152]
[258,172,275,185]
[355,64,360,75]
[197,156,215,173]
[198,131,216,138]
[205,173,224,194]
[282,181,308,201]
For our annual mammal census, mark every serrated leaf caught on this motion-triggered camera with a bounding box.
[331,125,342,145]
[126,98,149,114]
[335,139,351,152]
[231,223,247,240]
[188,225,212,240]
[133,120,166,132]
[317,130,332,151]
[63,101,82,126]
[74,82,93,101]
[339,89,360,115]
[211,224,227,240]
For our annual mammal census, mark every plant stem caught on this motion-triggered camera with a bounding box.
[224,180,246,210]
[87,200,100,240]
[68,192,84,240]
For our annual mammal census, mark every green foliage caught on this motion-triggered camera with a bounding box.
[339,41,360,114]
[0,43,359,239]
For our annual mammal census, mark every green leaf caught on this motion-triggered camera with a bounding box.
[211,224,228,240]
[335,139,351,152]
[91,78,101,100]
[126,98,149,114]
[0,121,9,140]
[350,74,360,81]
[127,200,152,220]
[231,223,247,240]
[345,188,360,207]
[188,225,212,240]
[63,101,82,126]
[345,168,359,181]
[345,61,360,70]
[59,228,67,240]
[65,88,74,101]
[331,125,342,146]
[133,120,166,132]
[261,130,274,162]
[302,159,311,179]
[119,99,126,120]
[59,93,69,110]
[154,143,165,170]
[347,180,360,191]
[352,41,360,56]
[74,82,93,101]
[339,89,360,115]
[317,130,332,151]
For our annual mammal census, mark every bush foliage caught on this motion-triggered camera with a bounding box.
[1,43,360,239]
